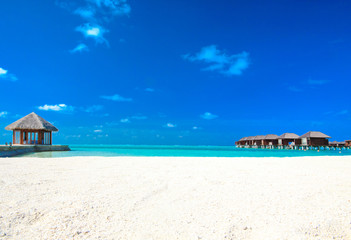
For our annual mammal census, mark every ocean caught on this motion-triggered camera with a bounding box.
[19,145,351,158]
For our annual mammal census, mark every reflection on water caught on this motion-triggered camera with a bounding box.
[22,151,55,158]
[18,145,351,158]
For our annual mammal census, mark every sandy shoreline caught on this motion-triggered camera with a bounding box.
[0,156,351,239]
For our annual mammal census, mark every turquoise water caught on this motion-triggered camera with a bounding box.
[19,145,351,158]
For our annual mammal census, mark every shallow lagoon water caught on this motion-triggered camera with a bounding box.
[20,145,351,158]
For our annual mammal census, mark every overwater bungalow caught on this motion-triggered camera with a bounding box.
[241,137,248,145]
[299,131,331,146]
[329,141,345,147]
[236,137,247,146]
[253,135,265,146]
[278,133,301,146]
[262,134,279,146]
[245,136,254,145]
[238,137,252,146]
[5,112,58,145]
[235,131,351,150]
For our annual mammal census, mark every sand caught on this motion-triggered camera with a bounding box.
[0,156,351,239]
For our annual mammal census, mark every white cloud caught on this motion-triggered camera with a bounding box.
[66,134,82,138]
[76,24,108,44]
[0,67,17,81]
[184,45,250,76]
[120,118,130,123]
[200,112,218,120]
[58,0,130,49]
[84,105,103,113]
[0,111,8,118]
[0,68,7,75]
[94,129,103,133]
[117,115,147,123]
[70,43,89,53]
[74,7,95,19]
[164,123,176,128]
[38,104,74,112]
[88,0,131,15]
[100,94,132,102]
[87,27,100,36]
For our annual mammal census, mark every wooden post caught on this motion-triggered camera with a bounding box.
[39,131,42,145]
[50,132,52,145]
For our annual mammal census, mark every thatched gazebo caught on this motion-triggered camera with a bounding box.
[5,112,58,145]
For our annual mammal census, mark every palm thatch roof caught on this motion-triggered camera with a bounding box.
[300,131,331,139]
[279,133,300,139]
[239,137,247,141]
[246,136,254,140]
[264,134,279,140]
[5,112,58,132]
[253,135,265,140]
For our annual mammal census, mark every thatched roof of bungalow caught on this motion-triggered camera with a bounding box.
[253,135,265,140]
[264,134,279,140]
[246,136,254,140]
[279,133,300,139]
[239,137,247,141]
[300,131,331,139]
[5,112,58,132]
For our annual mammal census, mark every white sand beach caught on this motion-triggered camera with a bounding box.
[1,156,351,239]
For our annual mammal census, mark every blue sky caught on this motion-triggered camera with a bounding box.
[1,0,351,145]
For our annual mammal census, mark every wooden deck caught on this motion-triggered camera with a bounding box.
[0,145,70,157]
[236,145,351,151]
